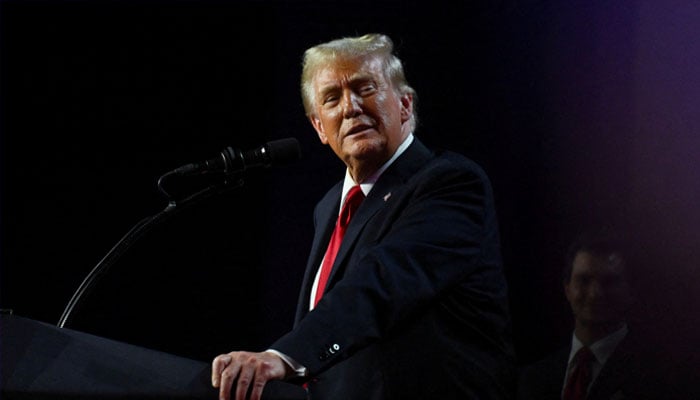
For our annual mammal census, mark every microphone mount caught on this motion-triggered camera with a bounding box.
[157,138,301,204]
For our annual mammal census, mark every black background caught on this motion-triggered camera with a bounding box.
[1,0,698,367]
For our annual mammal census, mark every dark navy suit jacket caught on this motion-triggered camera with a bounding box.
[271,138,516,400]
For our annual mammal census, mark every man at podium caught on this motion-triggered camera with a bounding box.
[211,33,516,400]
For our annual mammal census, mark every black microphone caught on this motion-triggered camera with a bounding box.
[172,137,301,176]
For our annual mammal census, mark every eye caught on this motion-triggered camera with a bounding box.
[322,94,339,107]
[358,83,377,96]
[601,275,623,288]
[574,275,591,286]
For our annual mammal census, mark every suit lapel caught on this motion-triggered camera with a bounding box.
[310,184,343,272]
[588,336,635,400]
[293,182,342,321]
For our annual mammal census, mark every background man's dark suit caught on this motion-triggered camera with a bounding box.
[271,138,516,399]
[516,326,694,400]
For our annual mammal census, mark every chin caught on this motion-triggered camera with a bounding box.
[348,140,386,158]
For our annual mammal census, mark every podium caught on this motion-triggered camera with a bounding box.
[0,314,307,399]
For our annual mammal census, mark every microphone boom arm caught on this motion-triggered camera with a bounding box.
[56,177,244,329]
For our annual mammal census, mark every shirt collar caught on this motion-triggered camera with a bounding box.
[569,323,628,365]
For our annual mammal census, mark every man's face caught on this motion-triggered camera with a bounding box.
[308,54,412,176]
[564,251,634,327]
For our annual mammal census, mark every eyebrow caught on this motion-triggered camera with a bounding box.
[318,71,375,92]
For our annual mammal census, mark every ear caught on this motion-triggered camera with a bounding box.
[399,93,413,123]
[564,282,573,302]
[309,115,329,144]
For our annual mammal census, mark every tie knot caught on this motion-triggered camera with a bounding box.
[339,185,364,225]
[575,346,594,365]
[346,185,364,201]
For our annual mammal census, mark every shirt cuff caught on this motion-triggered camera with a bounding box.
[265,349,308,378]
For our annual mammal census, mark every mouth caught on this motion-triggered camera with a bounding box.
[345,123,375,137]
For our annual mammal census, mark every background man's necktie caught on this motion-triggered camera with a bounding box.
[313,185,365,307]
[563,346,594,400]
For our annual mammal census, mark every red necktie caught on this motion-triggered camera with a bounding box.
[313,185,365,307]
[563,346,594,400]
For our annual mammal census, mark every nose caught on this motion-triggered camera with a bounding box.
[341,91,362,118]
[587,280,605,299]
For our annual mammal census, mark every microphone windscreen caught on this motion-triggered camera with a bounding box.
[266,138,302,165]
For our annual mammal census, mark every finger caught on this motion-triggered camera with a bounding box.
[235,363,255,400]
[219,360,242,400]
[247,375,268,400]
[247,358,280,400]
[211,354,231,387]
